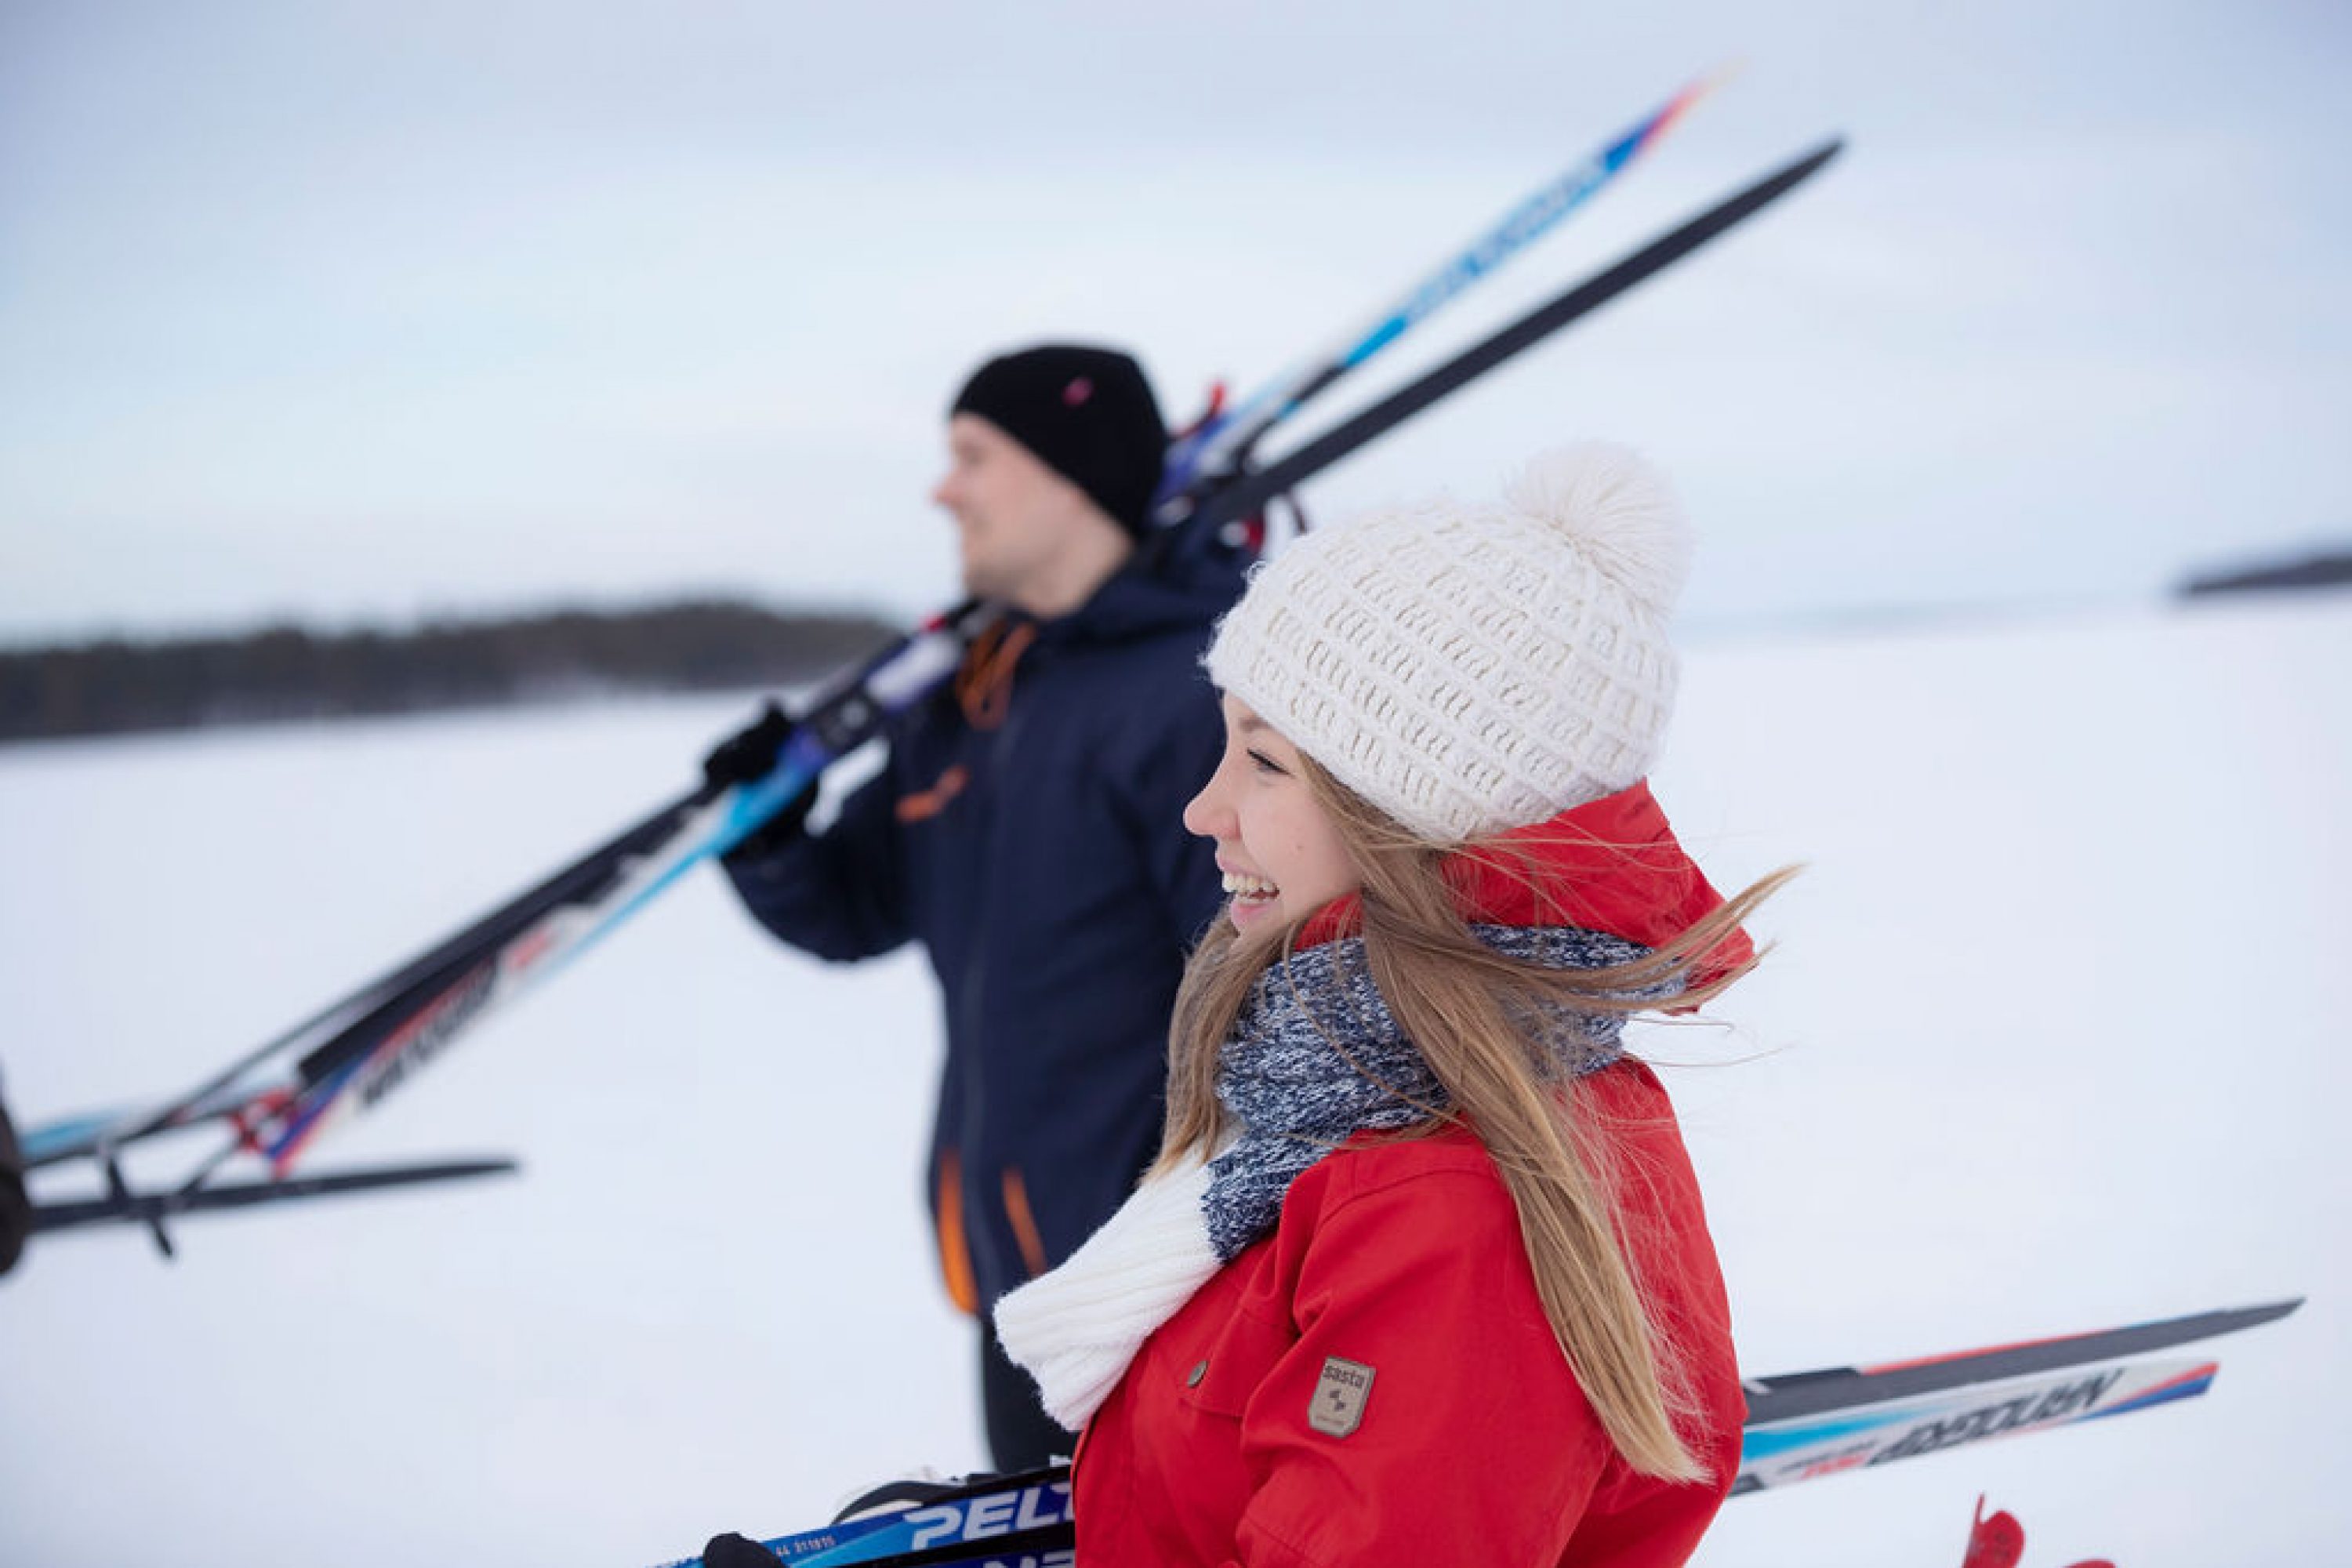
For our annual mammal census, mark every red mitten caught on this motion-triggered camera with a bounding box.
[1962,1494,2027,1568]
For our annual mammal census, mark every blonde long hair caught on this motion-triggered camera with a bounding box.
[1159,759,1790,1482]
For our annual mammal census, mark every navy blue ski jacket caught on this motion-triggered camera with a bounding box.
[721,548,1241,1315]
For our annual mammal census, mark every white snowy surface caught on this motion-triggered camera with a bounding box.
[2,593,2346,1566]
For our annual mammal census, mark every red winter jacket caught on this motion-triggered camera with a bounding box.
[1069,784,1748,1566]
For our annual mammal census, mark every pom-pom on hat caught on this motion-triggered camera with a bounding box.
[1204,442,1693,844]
[950,344,1168,535]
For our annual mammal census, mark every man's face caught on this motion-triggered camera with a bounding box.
[932,414,1099,608]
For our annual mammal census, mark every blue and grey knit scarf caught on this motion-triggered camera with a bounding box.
[1201,923,1652,1261]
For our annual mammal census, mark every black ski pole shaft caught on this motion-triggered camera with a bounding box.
[31,1157,519,1236]
[1196,137,1845,532]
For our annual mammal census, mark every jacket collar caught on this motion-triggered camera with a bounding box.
[1025,542,1250,652]
[1295,781,1754,985]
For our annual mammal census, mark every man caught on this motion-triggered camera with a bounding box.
[704,345,1240,1468]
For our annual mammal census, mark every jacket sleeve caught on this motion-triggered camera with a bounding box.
[1227,1167,1612,1567]
[719,760,914,963]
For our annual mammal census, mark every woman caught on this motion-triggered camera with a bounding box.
[996,441,1788,1566]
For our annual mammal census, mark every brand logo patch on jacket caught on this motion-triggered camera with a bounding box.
[1309,1356,1376,1438]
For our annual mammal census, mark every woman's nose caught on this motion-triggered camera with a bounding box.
[1181,779,1224,840]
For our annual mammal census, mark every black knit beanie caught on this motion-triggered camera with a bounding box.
[949,344,1167,535]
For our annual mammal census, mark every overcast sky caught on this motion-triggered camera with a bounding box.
[3,1,2347,645]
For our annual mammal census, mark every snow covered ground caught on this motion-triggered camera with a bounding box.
[2,591,2345,1566]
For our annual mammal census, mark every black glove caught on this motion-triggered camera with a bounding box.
[702,700,817,860]
[698,1532,779,1568]
[702,699,796,789]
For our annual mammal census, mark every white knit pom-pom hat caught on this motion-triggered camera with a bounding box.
[1204,441,1692,844]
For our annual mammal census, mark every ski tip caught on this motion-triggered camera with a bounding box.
[1855,1298,2306,1377]
[2131,1297,2303,1338]
[438,1157,522,1181]
[1763,137,1847,193]
[2239,1296,2305,1327]
[1639,67,1737,151]
[1690,59,1749,107]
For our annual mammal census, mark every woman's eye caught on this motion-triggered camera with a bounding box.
[1246,749,1286,776]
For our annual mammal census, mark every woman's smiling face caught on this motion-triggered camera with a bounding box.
[1182,695,1362,936]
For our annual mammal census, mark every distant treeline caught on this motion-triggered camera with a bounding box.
[2180,549,2352,598]
[0,600,900,745]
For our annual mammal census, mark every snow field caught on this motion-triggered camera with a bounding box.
[2,593,2345,1566]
